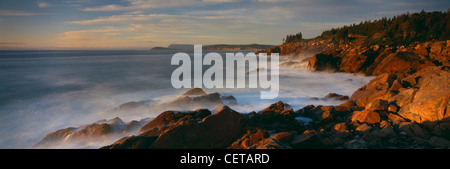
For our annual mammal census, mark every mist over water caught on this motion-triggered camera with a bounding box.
[0,50,373,148]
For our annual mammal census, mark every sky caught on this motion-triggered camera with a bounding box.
[0,0,448,50]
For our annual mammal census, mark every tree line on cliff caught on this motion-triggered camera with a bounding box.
[286,10,449,46]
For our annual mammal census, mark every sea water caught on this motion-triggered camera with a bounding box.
[0,50,373,148]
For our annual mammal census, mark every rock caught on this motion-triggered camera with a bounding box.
[229,128,268,149]
[290,131,319,148]
[356,123,372,132]
[149,106,245,149]
[183,88,207,96]
[401,75,420,88]
[344,136,367,149]
[324,93,349,100]
[428,136,450,148]
[429,41,450,65]
[388,104,399,113]
[248,138,291,149]
[351,73,396,107]
[253,101,303,132]
[271,132,293,143]
[308,53,340,71]
[398,122,430,140]
[221,95,238,105]
[259,101,291,115]
[100,136,158,149]
[34,117,149,149]
[387,113,406,124]
[161,92,224,110]
[372,51,425,75]
[333,123,348,132]
[339,100,357,107]
[351,109,381,124]
[365,99,389,111]
[325,93,341,98]
[139,109,211,133]
[112,101,148,112]
[380,126,396,137]
[397,66,450,137]
[387,88,418,107]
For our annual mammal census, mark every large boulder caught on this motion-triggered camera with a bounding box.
[397,66,450,137]
[351,73,396,107]
[351,109,381,124]
[149,106,245,149]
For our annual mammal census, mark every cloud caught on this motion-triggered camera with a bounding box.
[82,0,241,11]
[68,14,178,25]
[37,1,52,8]
[0,10,40,16]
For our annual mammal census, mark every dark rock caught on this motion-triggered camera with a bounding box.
[398,122,430,140]
[344,136,367,149]
[252,101,304,132]
[290,131,319,148]
[429,136,450,148]
[308,53,340,71]
[100,136,158,149]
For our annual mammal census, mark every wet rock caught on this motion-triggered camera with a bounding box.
[34,117,149,149]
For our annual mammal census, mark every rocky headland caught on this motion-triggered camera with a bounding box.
[35,11,449,149]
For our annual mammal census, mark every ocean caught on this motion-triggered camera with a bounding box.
[0,50,373,148]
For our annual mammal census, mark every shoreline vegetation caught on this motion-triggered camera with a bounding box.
[35,11,449,149]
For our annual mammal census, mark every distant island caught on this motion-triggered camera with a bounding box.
[151,44,276,51]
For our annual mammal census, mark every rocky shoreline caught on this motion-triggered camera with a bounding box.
[34,38,449,149]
